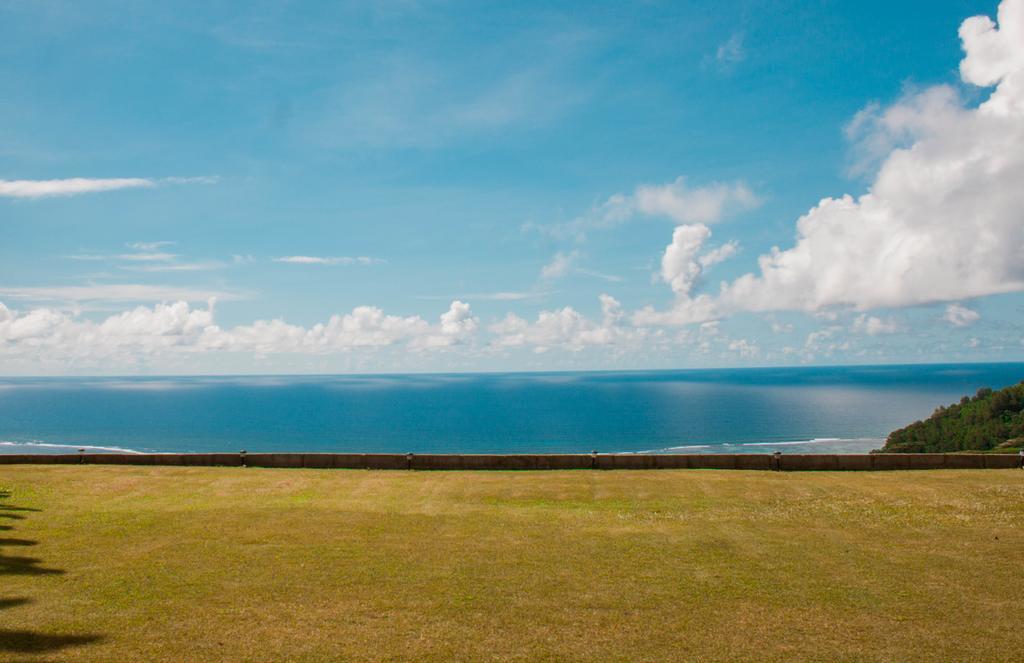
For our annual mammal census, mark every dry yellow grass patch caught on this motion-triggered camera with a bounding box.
[1,467,1022,661]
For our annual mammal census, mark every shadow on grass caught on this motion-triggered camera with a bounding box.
[0,630,105,654]
[0,538,37,547]
[0,493,104,655]
[0,597,30,610]
[0,554,62,576]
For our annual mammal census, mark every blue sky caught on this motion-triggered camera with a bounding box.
[1,0,1022,374]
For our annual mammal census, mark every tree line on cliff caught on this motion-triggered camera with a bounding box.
[882,381,1024,453]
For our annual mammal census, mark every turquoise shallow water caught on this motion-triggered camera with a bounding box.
[0,363,1021,455]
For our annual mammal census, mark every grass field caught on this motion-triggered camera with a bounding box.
[1,467,1022,661]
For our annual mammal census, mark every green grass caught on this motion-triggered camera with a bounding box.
[1,467,1023,661]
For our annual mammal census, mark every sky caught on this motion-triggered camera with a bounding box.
[1,0,1023,375]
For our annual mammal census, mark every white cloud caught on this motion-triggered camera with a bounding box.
[273,256,382,265]
[709,1,1024,314]
[0,299,478,366]
[575,268,624,283]
[69,251,177,262]
[635,177,760,225]
[803,326,849,359]
[716,33,745,64]
[539,251,622,282]
[944,303,981,327]
[128,241,175,252]
[411,300,479,349]
[526,176,761,241]
[727,338,759,358]
[118,252,178,262]
[0,177,216,199]
[959,0,1024,115]
[540,251,578,280]
[66,242,226,273]
[99,301,216,338]
[698,240,738,270]
[0,178,153,199]
[417,291,548,302]
[0,284,246,304]
[767,317,795,334]
[119,261,226,273]
[489,294,648,353]
[660,225,711,296]
[852,314,900,336]
[630,223,736,327]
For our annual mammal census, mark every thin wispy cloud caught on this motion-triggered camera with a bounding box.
[540,251,578,280]
[129,241,176,251]
[0,177,217,199]
[525,177,762,242]
[0,284,247,304]
[66,242,224,272]
[576,268,624,283]
[303,28,597,150]
[67,252,177,262]
[540,251,623,283]
[272,256,383,265]
[417,292,549,302]
[118,261,226,273]
[716,33,745,64]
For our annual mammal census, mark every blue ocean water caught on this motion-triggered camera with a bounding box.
[0,363,1021,455]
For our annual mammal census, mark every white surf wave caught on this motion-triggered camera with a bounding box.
[628,437,884,454]
[625,444,713,454]
[741,438,842,447]
[0,441,144,454]
[741,437,884,448]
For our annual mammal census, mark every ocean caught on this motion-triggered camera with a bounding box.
[0,363,1021,455]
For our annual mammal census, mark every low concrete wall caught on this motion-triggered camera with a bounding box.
[0,452,1020,470]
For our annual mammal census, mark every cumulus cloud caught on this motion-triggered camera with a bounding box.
[412,301,478,349]
[660,225,711,296]
[803,326,849,359]
[0,177,216,199]
[727,338,759,358]
[852,314,900,336]
[705,0,1024,314]
[631,223,736,326]
[489,294,649,353]
[0,299,478,365]
[272,256,383,265]
[659,224,738,297]
[944,303,981,327]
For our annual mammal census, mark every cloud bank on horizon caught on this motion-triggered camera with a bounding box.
[1,0,1023,373]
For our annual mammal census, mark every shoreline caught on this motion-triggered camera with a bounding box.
[0,436,886,456]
